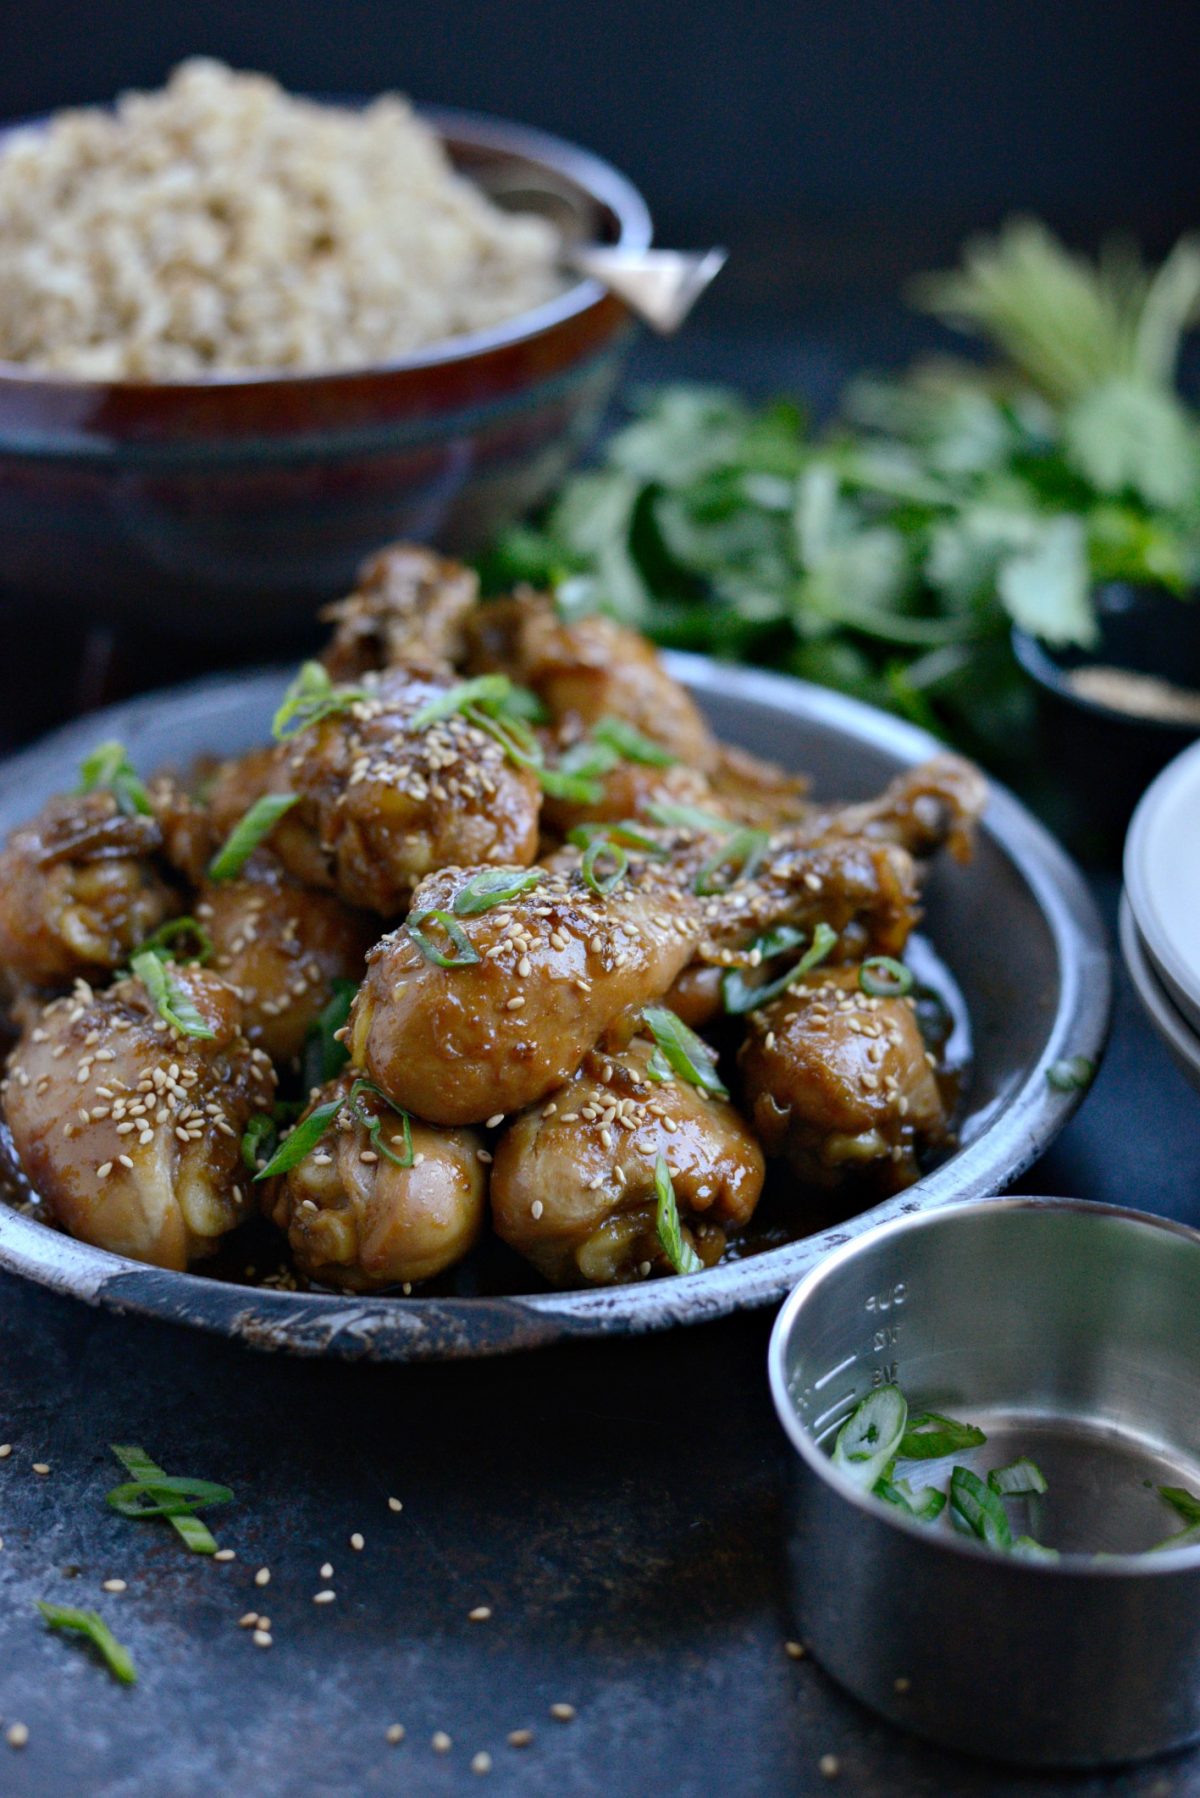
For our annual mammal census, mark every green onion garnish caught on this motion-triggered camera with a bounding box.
[106,1475,236,1519]
[654,1154,702,1276]
[988,1457,1048,1497]
[207,793,299,880]
[581,838,629,896]
[36,1603,137,1685]
[591,716,677,768]
[252,1093,346,1180]
[347,1077,414,1169]
[567,820,669,857]
[272,662,366,741]
[693,826,770,896]
[646,800,736,834]
[451,867,542,916]
[108,1445,229,1556]
[1046,1055,1095,1093]
[77,740,152,819]
[859,956,914,998]
[1148,1522,1200,1553]
[410,674,519,729]
[301,977,357,1094]
[721,921,838,1015]
[241,1112,279,1173]
[130,951,214,1041]
[407,908,481,968]
[642,1006,728,1097]
[556,737,620,780]
[1012,1536,1060,1562]
[874,1475,947,1522]
[832,1386,909,1492]
[135,915,213,966]
[898,1410,987,1459]
[1159,1485,1200,1526]
[949,1465,1013,1550]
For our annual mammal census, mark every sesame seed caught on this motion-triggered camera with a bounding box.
[468,1605,491,1622]
[471,1751,493,1774]
[254,1567,270,1587]
[385,1723,405,1745]
[785,1640,806,1660]
[102,1579,127,1593]
[350,1532,364,1551]
[485,1113,505,1130]
[505,996,525,1011]
[252,1630,272,1648]
[313,1589,336,1605]
[432,1731,452,1754]
[819,1754,840,1778]
[388,1497,403,1513]
[508,1728,534,1748]
[549,1702,576,1722]
[0,1444,11,1458]
[320,1562,333,1579]
[32,1463,50,1476]
[6,1723,29,1749]
[214,1548,236,1562]
[531,1200,544,1220]
[238,1613,259,1628]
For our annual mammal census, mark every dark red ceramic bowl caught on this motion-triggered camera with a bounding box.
[0,106,651,642]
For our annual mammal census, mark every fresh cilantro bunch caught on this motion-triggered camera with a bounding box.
[483,220,1200,765]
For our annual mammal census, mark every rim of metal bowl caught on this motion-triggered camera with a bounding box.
[767,1194,1200,1574]
[0,102,653,393]
[0,655,1111,1358]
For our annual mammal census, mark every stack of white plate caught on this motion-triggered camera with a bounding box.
[1122,738,1200,1092]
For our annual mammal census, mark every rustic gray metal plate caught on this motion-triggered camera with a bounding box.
[0,655,1110,1358]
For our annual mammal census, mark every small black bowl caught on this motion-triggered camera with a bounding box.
[1012,582,1200,851]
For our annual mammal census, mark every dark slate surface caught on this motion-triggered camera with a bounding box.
[0,320,1198,1796]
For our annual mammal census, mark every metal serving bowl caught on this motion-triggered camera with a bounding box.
[0,106,650,643]
[0,657,1109,1359]
[769,1197,1200,1767]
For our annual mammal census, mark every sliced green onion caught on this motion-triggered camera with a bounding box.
[272,662,366,741]
[407,909,481,968]
[642,1006,728,1098]
[693,827,770,896]
[556,737,620,780]
[301,977,357,1094]
[135,915,213,966]
[591,716,677,767]
[1148,1522,1200,1554]
[410,674,517,729]
[208,794,299,880]
[78,740,152,818]
[108,1445,226,1555]
[36,1603,137,1685]
[832,1386,909,1492]
[348,1078,414,1170]
[130,951,214,1041]
[646,800,736,834]
[654,1154,702,1275]
[106,1476,235,1518]
[252,1094,345,1181]
[949,1465,1013,1550]
[1159,1485,1200,1526]
[899,1410,987,1459]
[241,1112,279,1173]
[722,922,838,1014]
[451,867,542,916]
[535,764,606,804]
[567,820,669,856]
[859,956,914,998]
[1012,1536,1060,1562]
[874,1475,947,1522]
[1046,1055,1095,1093]
[989,1457,1048,1497]
[581,838,629,895]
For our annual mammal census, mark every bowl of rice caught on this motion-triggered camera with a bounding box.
[0,61,651,638]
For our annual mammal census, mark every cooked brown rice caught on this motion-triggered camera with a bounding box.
[0,60,565,380]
